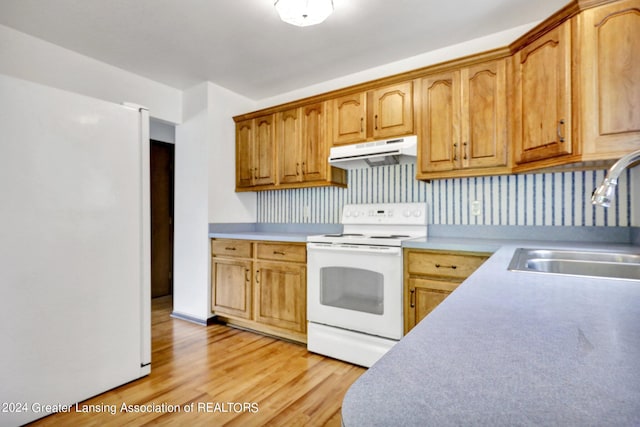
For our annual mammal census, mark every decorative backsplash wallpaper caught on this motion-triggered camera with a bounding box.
[256,163,632,227]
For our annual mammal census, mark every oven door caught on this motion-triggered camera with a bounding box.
[307,242,403,340]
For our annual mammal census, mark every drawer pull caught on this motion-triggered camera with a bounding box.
[245,269,250,282]
[273,251,286,255]
[256,270,260,283]
[435,263,457,270]
[224,247,236,251]
[410,288,415,308]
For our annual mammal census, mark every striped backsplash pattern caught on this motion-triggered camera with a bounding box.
[257,163,632,227]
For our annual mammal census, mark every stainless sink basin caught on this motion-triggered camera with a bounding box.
[508,248,640,281]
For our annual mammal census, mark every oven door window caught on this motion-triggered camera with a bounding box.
[319,267,384,315]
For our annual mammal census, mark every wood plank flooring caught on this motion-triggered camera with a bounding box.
[28,296,366,426]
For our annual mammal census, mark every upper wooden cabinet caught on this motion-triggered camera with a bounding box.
[512,20,574,169]
[332,92,367,145]
[235,0,640,184]
[276,102,346,188]
[235,116,276,189]
[276,108,301,185]
[331,82,414,145]
[301,103,329,182]
[417,59,508,179]
[237,104,346,192]
[370,81,414,139]
[418,70,460,174]
[577,0,640,159]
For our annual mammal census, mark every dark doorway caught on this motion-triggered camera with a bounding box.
[150,140,175,298]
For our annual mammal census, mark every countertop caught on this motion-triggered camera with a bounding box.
[209,224,640,423]
[208,223,340,243]
[341,241,640,426]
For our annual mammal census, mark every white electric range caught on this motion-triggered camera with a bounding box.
[306,202,427,367]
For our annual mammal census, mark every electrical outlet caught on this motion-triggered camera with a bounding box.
[471,200,481,216]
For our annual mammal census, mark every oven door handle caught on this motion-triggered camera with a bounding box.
[307,242,402,255]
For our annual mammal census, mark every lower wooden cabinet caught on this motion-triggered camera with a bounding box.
[254,261,306,333]
[211,239,307,343]
[211,257,252,319]
[404,249,489,334]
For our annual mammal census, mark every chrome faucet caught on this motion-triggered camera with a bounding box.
[592,148,640,207]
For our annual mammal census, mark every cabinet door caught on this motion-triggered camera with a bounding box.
[461,59,508,169]
[254,262,306,333]
[212,258,252,319]
[332,93,366,145]
[301,102,327,182]
[253,115,276,186]
[578,0,640,159]
[277,108,302,184]
[371,81,414,139]
[406,278,458,333]
[514,21,572,164]
[419,71,461,173]
[235,119,254,188]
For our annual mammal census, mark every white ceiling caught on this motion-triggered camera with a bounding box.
[0,0,568,100]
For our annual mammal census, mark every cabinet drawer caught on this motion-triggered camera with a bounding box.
[211,239,253,258]
[406,250,488,280]
[256,242,306,263]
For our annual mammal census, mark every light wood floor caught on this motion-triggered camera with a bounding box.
[29,296,366,426]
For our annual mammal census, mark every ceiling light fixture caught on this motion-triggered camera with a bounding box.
[274,0,334,27]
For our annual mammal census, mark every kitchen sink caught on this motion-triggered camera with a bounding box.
[508,248,640,281]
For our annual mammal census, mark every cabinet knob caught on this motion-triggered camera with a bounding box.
[410,288,415,308]
[360,117,364,132]
[374,114,378,130]
[255,270,260,283]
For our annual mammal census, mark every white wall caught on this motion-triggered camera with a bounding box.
[255,22,536,109]
[0,24,181,124]
[172,83,210,320]
[207,82,256,223]
[172,82,255,321]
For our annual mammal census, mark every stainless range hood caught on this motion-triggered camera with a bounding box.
[328,135,417,169]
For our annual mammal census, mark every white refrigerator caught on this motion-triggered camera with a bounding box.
[0,74,151,426]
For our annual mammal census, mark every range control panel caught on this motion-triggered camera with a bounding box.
[341,203,427,225]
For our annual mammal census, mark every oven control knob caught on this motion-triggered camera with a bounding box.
[403,209,411,217]
[413,209,422,217]
[352,211,359,217]
[345,211,351,217]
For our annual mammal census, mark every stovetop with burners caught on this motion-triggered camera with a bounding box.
[307,203,427,247]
